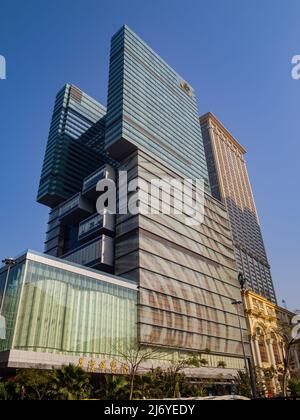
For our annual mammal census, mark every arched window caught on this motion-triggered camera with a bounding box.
[270,333,282,365]
[272,341,282,365]
[258,335,269,363]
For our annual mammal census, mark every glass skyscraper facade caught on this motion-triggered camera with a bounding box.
[37,84,119,273]
[105,25,210,190]
[37,84,108,208]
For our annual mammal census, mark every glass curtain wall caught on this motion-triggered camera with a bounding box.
[0,259,137,358]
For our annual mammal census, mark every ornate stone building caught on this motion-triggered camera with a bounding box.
[243,290,284,395]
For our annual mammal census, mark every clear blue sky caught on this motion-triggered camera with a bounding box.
[0,0,299,310]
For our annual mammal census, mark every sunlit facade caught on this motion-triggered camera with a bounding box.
[200,113,276,303]
[243,290,291,395]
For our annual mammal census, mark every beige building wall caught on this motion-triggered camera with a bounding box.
[200,113,276,303]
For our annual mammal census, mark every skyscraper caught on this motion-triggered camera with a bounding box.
[0,26,254,375]
[200,112,276,303]
[105,27,251,367]
[37,85,117,270]
[105,25,210,190]
[37,84,108,208]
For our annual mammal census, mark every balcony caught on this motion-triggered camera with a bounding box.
[62,235,114,271]
[82,164,116,199]
[82,167,105,194]
[58,193,94,224]
[78,212,115,241]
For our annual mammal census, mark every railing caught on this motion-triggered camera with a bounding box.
[78,214,103,239]
[63,236,114,267]
[82,167,105,192]
[58,194,80,217]
[48,208,59,223]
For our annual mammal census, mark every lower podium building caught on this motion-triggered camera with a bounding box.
[0,243,250,378]
[0,251,137,372]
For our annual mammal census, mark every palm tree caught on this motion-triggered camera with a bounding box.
[288,378,300,397]
[117,343,160,400]
[99,375,129,400]
[15,369,52,400]
[50,364,91,400]
[0,382,9,400]
[217,361,227,369]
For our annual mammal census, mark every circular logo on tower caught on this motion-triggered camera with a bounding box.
[180,81,192,96]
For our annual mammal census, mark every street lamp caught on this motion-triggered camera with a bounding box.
[0,258,17,312]
[0,258,17,340]
[232,300,248,369]
[238,272,247,291]
[232,298,255,398]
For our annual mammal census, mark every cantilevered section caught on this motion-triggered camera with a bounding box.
[43,164,116,269]
[37,84,107,208]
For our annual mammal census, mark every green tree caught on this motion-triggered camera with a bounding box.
[98,375,129,400]
[187,353,209,367]
[288,378,300,397]
[274,318,300,396]
[117,343,160,400]
[50,364,91,400]
[217,361,227,369]
[15,369,52,400]
[141,367,206,399]
[158,353,211,398]
[162,362,189,398]
[181,382,205,398]
[235,371,252,398]
[135,368,165,399]
[2,378,20,400]
[0,382,9,400]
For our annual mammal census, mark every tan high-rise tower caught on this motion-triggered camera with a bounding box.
[200,112,276,303]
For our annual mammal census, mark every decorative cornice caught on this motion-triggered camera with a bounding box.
[200,112,247,155]
[243,289,277,309]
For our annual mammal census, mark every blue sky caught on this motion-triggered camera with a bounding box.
[0,0,299,310]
